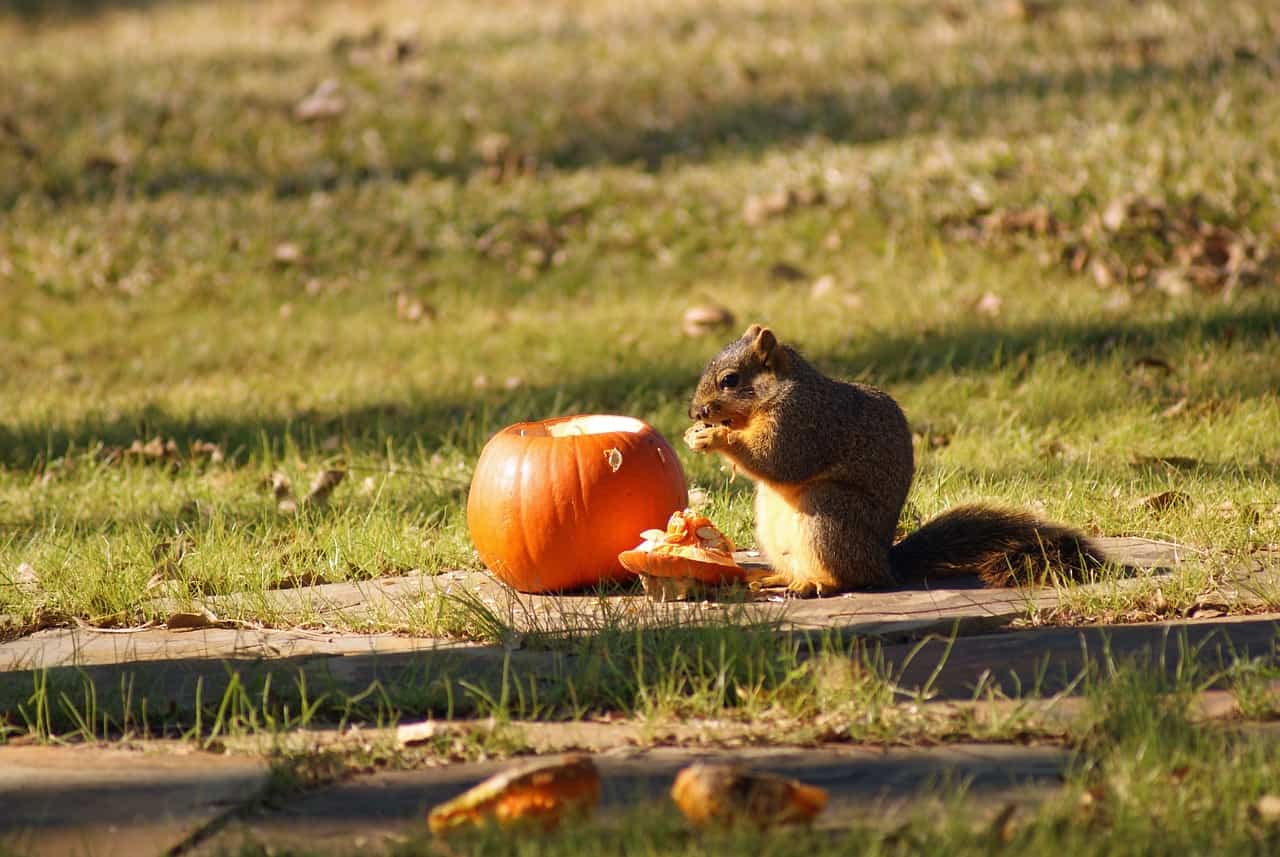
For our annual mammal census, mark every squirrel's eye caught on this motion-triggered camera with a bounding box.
[718,372,740,390]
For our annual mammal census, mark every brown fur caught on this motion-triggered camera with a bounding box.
[687,325,1103,594]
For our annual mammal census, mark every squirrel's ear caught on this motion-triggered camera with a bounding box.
[750,326,782,368]
[743,324,763,341]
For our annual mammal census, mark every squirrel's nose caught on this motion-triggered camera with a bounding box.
[695,404,712,421]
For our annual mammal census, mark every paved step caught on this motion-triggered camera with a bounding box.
[0,745,268,857]
[199,743,1069,853]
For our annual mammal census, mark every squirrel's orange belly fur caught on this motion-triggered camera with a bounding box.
[754,482,842,593]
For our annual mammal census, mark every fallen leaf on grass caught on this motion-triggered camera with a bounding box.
[682,303,735,337]
[1252,795,1280,824]
[270,471,297,513]
[12,562,38,593]
[396,720,442,747]
[1137,490,1192,513]
[987,803,1019,845]
[127,436,180,464]
[190,440,225,464]
[1132,356,1176,374]
[294,79,346,122]
[975,291,1003,317]
[1130,454,1201,471]
[151,533,192,579]
[767,261,808,283]
[742,186,823,226]
[272,569,326,590]
[305,469,346,506]
[809,274,836,299]
[476,131,512,165]
[273,242,304,266]
[395,291,436,323]
[165,608,221,630]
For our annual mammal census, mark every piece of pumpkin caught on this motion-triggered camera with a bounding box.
[671,762,828,828]
[428,754,601,834]
[467,415,687,593]
[617,509,745,585]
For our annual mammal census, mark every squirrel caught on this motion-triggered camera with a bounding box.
[683,324,1102,596]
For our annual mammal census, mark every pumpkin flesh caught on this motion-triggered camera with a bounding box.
[618,509,745,585]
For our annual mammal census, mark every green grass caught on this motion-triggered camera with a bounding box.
[2,0,1279,632]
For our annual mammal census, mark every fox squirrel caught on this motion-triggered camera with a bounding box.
[684,325,1101,596]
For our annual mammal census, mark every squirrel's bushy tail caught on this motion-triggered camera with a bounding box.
[888,504,1103,587]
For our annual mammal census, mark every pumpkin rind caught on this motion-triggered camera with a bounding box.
[427,754,601,834]
[617,550,745,585]
[467,415,688,593]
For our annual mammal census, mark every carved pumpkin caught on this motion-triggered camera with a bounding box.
[467,415,688,593]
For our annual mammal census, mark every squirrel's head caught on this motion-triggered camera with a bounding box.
[688,324,792,428]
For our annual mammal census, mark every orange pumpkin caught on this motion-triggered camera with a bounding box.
[467,415,688,593]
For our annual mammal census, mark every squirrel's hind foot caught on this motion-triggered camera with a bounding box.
[748,571,837,598]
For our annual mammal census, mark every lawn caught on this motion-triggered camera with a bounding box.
[2,3,1280,853]
[1,0,1278,629]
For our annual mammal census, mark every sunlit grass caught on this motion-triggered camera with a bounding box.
[1,0,1278,630]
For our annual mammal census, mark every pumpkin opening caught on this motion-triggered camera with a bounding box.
[540,414,648,437]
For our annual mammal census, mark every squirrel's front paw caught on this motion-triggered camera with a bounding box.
[683,423,729,453]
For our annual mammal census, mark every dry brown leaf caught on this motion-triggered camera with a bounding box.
[975,291,1003,317]
[682,303,735,337]
[13,562,38,593]
[305,469,346,505]
[1090,258,1116,288]
[768,261,808,283]
[742,187,797,225]
[272,569,325,590]
[395,291,436,323]
[476,132,512,165]
[190,440,225,464]
[294,79,346,122]
[273,242,304,266]
[810,274,836,299]
[1253,794,1280,824]
[1131,454,1201,471]
[987,803,1018,845]
[1153,268,1191,297]
[270,471,298,513]
[165,609,220,630]
[1132,355,1176,374]
[1137,490,1192,513]
[395,720,442,747]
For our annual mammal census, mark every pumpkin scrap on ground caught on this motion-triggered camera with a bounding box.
[618,509,746,600]
[428,754,601,834]
[671,762,828,828]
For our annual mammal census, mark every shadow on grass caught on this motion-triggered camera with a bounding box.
[3,301,1277,472]
[6,32,1273,206]
[0,0,182,20]
[0,616,1275,734]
